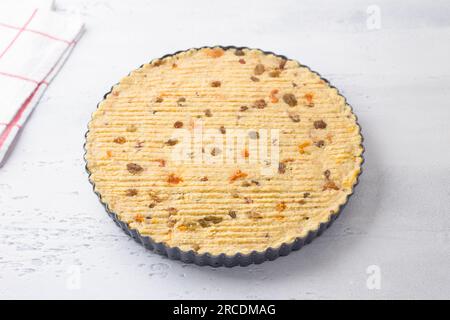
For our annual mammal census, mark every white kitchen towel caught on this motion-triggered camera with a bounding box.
[0,0,83,166]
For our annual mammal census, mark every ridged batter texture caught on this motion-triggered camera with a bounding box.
[85,47,363,255]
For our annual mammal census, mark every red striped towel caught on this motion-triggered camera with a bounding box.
[0,0,83,166]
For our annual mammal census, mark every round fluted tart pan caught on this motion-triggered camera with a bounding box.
[84,46,364,267]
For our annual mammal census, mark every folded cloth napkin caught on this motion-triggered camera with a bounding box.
[0,0,83,166]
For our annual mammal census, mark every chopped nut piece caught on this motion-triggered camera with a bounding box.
[165,138,178,146]
[154,159,166,167]
[248,131,259,139]
[155,97,163,103]
[324,169,331,179]
[254,64,265,75]
[315,140,325,148]
[323,181,339,191]
[174,121,184,128]
[298,199,306,205]
[167,173,183,185]
[244,197,253,204]
[113,137,126,144]
[235,49,245,56]
[282,93,297,107]
[314,120,327,129]
[228,210,237,219]
[204,109,213,117]
[126,125,137,132]
[269,70,280,77]
[177,97,186,103]
[278,162,286,174]
[219,126,226,134]
[198,216,223,227]
[250,76,260,82]
[303,192,311,198]
[288,112,300,122]
[210,147,221,156]
[192,244,200,252]
[276,202,287,212]
[253,99,267,109]
[125,189,138,197]
[247,211,262,220]
[240,105,248,112]
[127,163,143,174]
[211,80,221,87]
[241,181,251,187]
[229,169,248,183]
[167,207,178,215]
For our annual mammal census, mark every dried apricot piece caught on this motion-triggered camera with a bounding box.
[113,137,126,144]
[229,169,248,183]
[167,173,183,185]
[204,48,224,58]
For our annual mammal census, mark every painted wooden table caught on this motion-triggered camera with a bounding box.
[0,0,449,299]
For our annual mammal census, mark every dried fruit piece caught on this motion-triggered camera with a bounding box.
[235,49,245,56]
[113,137,126,144]
[211,80,221,87]
[200,176,208,181]
[250,76,260,82]
[174,121,183,128]
[278,162,286,174]
[276,202,287,212]
[304,93,314,103]
[134,214,145,223]
[254,64,265,75]
[253,99,267,109]
[229,169,248,183]
[298,141,312,154]
[177,97,186,106]
[314,120,327,129]
[154,159,166,167]
[324,169,331,179]
[167,173,183,185]
[125,189,138,197]
[155,97,163,103]
[127,163,143,174]
[204,48,224,58]
[165,138,178,146]
[240,106,248,112]
[270,89,279,103]
[303,192,310,198]
[279,59,287,69]
[219,126,226,134]
[238,58,246,64]
[242,148,249,158]
[282,93,297,107]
